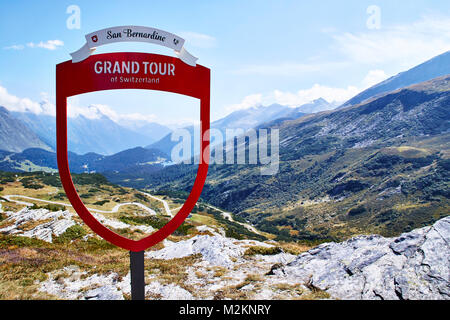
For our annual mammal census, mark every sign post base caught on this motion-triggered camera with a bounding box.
[130,251,145,300]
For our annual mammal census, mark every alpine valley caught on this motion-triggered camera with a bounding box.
[1,51,449,243]
[0,50,449,301]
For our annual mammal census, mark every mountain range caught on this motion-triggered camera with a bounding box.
[144,99,334,158]
[0,146,168,174]
[2,100,323,156]
[133,75,450,241]
[10,108,172,155]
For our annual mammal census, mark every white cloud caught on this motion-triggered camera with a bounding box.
[0,85,162,126]
[362,70,389,88]
[225,84,360,113]
[27,40,64,50]
[3,44,25,50]
[271,85,360,106]
[4,40,64,51]
[225,94,263,112]
[333,14,450,69]
[223,68,391,113]
[0,85,45,114]
[178,31,217,49]
[66,103,158,124]
[232,14,450,78]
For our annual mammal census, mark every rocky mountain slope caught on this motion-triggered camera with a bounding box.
[212,104,294,132]
[145,102,312,159]
[11,108,172,155]
[140,76,450,241]
[0,107,51,153]
[341,50,450,108]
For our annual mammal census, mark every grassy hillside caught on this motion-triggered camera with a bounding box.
[0,171,269,242]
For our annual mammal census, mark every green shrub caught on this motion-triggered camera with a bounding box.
[39,174,61,187]
[55,224,87,243]
[84,237,116,251]
[328,180,368,197]
[225,228,244,240]
[244,246,282,256]
[0,234,47,248]
[46,204,66,212]
[72,173,109,186]
[93,200,109,206]
[348,205,367,216]
[133,193,146,201]
[30,203,66,212]
[21,178,44,189]
[119,215,194,236]
[374,209,400,224]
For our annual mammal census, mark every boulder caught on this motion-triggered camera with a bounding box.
[274,217,450,300]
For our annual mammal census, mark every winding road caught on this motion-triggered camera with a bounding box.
[204,204,263,235]
[2,193,263,236]
[2,194,157,215]
[139,191,173,217]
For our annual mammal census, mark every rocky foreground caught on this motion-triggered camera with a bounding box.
[272,216,450,300]
[0,207,448,300]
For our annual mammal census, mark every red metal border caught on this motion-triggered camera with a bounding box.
[56,52,210,251]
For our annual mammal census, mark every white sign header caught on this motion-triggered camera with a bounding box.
[71,26,198,66]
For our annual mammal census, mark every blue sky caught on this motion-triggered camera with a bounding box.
[1,0,450,126]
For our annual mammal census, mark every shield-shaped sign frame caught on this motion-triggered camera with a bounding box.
[56,52,210,252]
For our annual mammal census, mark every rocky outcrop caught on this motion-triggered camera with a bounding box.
[4,206,447,300]
[146,234,274,267]
[0,208,75,242]
[39,265,194,300]
[272,216,450,300]
[0,208,154,242]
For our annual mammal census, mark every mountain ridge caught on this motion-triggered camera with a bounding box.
[341,50,450,108]
[10,107,172,155]
[0,106,51,153]
[0,146,169,174]
[144,100,332,158]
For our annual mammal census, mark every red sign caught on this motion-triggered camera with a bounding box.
[56,52,210,252]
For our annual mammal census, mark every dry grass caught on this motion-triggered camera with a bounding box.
[0,233,130,299]
[19,219,53,232]
[212,267,227,278]
[145,254,201,291]
[244,246,282,256]
[277,241,313,255]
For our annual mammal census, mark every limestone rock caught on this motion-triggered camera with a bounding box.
[145,234,271,267]
[0,208,75,242]
[273,216,450,300]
